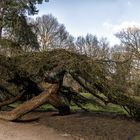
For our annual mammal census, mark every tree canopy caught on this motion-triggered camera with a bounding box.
[0,0,48,53]
[0,49,140,121]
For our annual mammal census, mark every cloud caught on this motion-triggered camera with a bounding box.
[102,22,114,29]
[102,21,140,45]
[103,21,140,33]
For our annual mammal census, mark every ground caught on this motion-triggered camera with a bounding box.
[39,111,140,140]
[0,113,74,140]
[0,111,139,140]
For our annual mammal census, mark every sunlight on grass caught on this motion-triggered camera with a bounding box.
[132,136,140,140]
[70,103,125,114]
[9,93,140,116]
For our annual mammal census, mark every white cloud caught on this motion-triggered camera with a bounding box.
[103,21,140,33]
[102,21,140,46]
[113,21,140,32]
[102,22,114,29]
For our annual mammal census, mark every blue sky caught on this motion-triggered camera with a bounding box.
[35,0,140,46]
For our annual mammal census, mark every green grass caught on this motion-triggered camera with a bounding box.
[70,103,125,114]
[132,136,140,140]
[40,104,56,111]
[75,92,125,114]
[8,93,140,116]
[8,102,55,111]
[39,97,125,115]
[9,100,125,115]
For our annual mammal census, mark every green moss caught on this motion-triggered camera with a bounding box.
[133,136,140,140]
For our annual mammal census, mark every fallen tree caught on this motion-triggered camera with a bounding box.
[0,84,59,121]
[0,49,140,121]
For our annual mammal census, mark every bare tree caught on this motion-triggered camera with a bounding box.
[33,14,74,50]
[115,27,140,96]
[75,34,109,59]
[115,27,140,59]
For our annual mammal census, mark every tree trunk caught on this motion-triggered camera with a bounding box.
[0,84,59,121]
[47,92,70,115]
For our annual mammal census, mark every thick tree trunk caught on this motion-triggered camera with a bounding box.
[0,84,59,121]
[39,70,71,115]
[47,92,70,115]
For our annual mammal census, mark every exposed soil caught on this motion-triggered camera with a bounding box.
[0,113,74,140]
[0,111,140,140]
[39,111,140,140]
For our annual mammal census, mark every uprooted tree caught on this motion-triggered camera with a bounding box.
[0,49,140,121]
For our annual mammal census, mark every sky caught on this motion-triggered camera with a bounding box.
[35,0,140,46]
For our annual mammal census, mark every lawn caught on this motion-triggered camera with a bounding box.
[9,93,140,117]
[40,92,126,115]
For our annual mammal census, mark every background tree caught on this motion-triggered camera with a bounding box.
[115,27,140,96]
[0,0,48,55]
[115,27,140,59]
[75,34,110,59]
[33,14,74,50]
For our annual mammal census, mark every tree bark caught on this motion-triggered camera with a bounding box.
[47,92,70,115]
[0,84,59,121]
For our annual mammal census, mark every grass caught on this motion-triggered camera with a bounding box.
[40,104,56,111]
[9,101,125,115]
[70,103,125,114]
[132,136,140,140]
[9,102,56,111]
[74,92,126,114]
[39,92,125,115]
[8,93,140,116]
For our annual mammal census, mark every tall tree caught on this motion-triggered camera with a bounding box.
[0,0,48,54]
[115,27,140,96]
[76,34,109,59]
[33,14,74,50]
[115,27,140,59]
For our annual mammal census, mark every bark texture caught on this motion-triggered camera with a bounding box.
[0,84,59,121]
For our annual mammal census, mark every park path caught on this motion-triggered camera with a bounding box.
[0,119,74,140]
